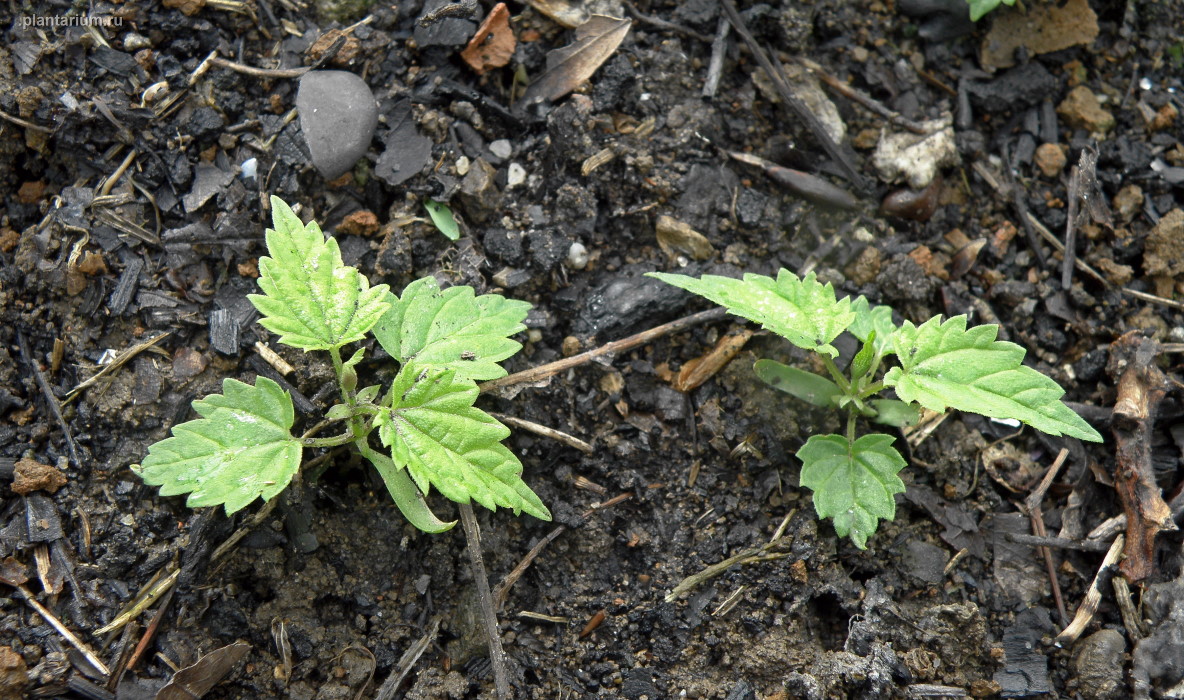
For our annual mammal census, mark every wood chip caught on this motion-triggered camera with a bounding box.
[461,3,515,74]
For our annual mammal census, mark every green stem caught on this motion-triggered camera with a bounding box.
[821,355,851,394]
[846,410,857,444]
[303,432,361,448]
[330,347,356,409]
[858,381,886,399]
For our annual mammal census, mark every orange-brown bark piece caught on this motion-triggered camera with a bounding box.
[1107,332,1174,582]
[674,328,753,393]
[11,457,67,495]
[461,3,515,75]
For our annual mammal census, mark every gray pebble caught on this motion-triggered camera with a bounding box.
[296,70,378,179]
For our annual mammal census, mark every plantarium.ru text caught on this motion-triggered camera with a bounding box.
[134,197,551,530]
[649,269,1101,549]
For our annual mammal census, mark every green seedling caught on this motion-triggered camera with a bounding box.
[967,0,1016,21]
[135,197,550,531]
[649,269,1101,549]
[424,198,461,241]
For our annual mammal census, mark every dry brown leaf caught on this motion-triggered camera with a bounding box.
[519,15,631,110]
[157,642,251,700]
[524,0,590,28]
[461,3,516,74]
[656,215,714,261]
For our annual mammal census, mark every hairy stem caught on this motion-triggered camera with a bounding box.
[821,355,851,394]
[303,432,361,448]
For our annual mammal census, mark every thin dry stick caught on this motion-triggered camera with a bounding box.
[480,307,727,396]
[1055,534,1124,647]
[17,332,83,468]
[10,584,110,675]
[702,16,730,98]
[1112,574,1146,642]
[123,586,176,678]
[666,509,797,602]
[487,412,593,454]
[458,504,511,699]
[0,107,55,133]
[374,618,441,700]
[720,0,867,191]
[1024,448,1070,625]
[492,493,633,610]
[65,332,171,403]
[796,57,929,135]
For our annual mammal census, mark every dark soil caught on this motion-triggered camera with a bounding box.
[2,0,1184,698]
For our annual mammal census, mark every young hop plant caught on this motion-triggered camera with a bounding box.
[649,269,1101,549]
[967,0,1015,21]
[135,197,550,531]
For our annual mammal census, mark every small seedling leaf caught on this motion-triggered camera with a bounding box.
[372,277,531,381]
[869,399,920,428]
[850,332,877,382]
[136,377,302,514]
[249,196,390,351]
[375,365,550,520]
[360,445,456,533]
[424,199,461,241]
[798,433,907,549]
[967,0,1015,21]
[648,270,855,357]
[848,297,898,356]
[754,359,841,407]
[883,315,1103,442]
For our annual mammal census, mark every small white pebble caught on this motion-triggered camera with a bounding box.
[567,241,588,270]
[240,158,257,180]
[506,162,526,188]
[527,329,543,344]
[455,155,471,176]
[489,139,512,159]
[120,514,136,527]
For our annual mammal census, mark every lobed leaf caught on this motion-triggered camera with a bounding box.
[848,296,898,356]
[798,433,907,549]
[372,277,531,381]
[883,315,1102,442]
[647,270,856,357]
[135,377,302,514]
[248,196,390,351]
[375,365,550,520]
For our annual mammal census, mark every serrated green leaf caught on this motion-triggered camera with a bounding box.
[883,315,1103,442]
[372,277,531,381]
[424,199,461,241]
[849,297,898,356]
[798,433,907,549]
[647,270,855,357]
[754,359,841,407]
[248,196,391,351]
[136,377,302,514]
[869,399,920,428]
[375,365,550,520]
